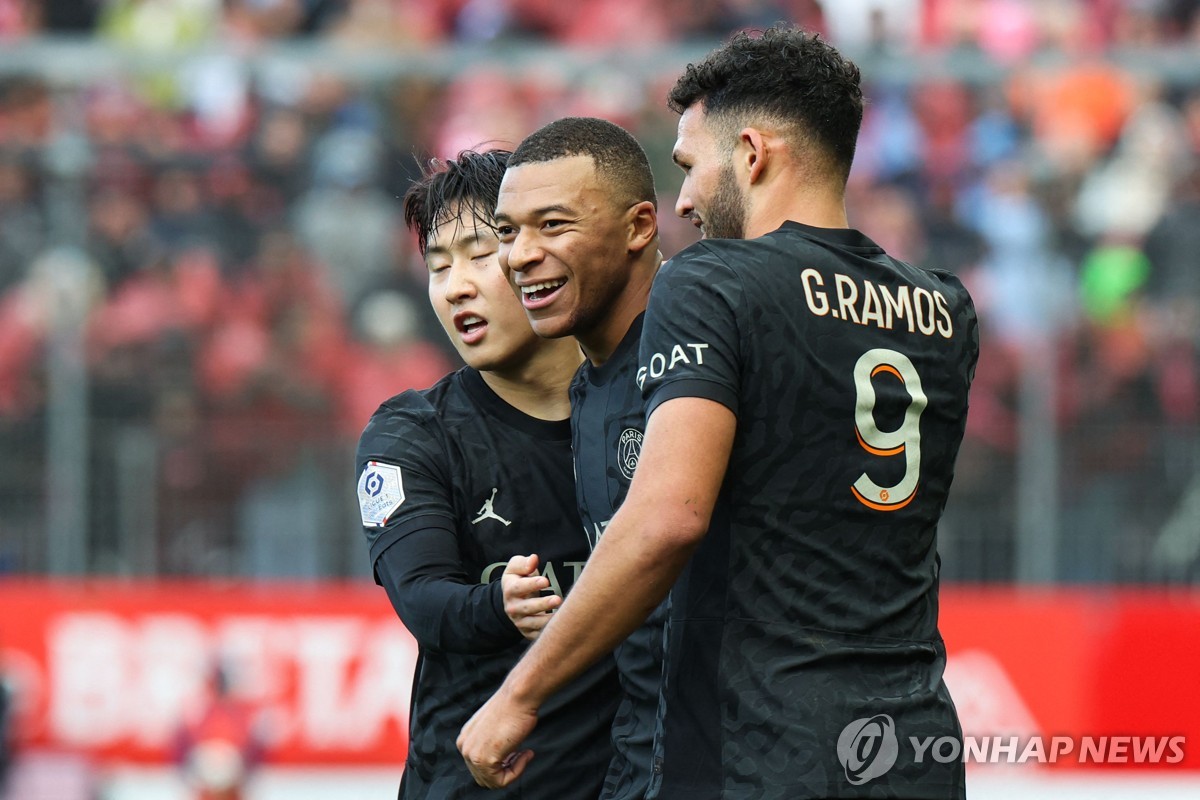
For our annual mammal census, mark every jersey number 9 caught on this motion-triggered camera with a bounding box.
[850,348,927,512]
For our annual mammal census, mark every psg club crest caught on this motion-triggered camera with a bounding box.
[618,428,644,480]
[358,461,405,527]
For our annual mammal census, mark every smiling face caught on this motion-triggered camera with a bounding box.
[494,155,640,342]
[673,105,747,240]
[425,207,543,373]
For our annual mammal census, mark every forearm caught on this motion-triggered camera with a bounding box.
[400,578,519,654]
[376,533,521,654]
[502,495,698,707]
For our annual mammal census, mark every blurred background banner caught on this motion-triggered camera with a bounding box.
[1,582,1197,768]
[1,2,1198,585]
[938,588,1200,770]
[0,0,1198,797]
[0,580,411,765]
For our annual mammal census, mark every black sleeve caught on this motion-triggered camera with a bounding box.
[356,398,458,566]
[357,395,522,654]
[374,523,523,654]
[639,246,743,418]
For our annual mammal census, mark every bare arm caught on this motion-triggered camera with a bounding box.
[457,396,736,787]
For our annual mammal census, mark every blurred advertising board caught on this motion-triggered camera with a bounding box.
[938,587,1200,770]
[0,581,1196,769]
[0,580,412,765]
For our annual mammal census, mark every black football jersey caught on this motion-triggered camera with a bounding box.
[356,366,618,800]
[638,222,978,799]
[570,314,667,800]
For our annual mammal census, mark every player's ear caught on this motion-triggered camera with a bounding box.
[627,200,658,255]
[739,127,768,185]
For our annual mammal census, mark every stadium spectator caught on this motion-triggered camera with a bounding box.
[0,3,1196,585]
[175,663,265,800]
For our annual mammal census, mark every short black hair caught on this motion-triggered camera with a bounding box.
[667,25,863,182]
[403,149,511,255]
[509,117,656,208]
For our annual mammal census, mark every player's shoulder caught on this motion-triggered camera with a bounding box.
[664,238,751,274]
[664,228,821,280]
[925,265,974,300]
[356,368,463,455]
[655,240,751,301]
[899,259,976,310]
[363,378,444,429]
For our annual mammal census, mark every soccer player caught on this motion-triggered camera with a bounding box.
[356,149,617,799]
[459,26,978,800]
[490,117,663,800]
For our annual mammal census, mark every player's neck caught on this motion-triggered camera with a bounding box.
[480,342,582,421]
[577,254,658,367]
[745,179,848,239]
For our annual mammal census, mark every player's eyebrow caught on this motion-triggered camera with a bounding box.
[532,203,577,216]
[494,203,578,224]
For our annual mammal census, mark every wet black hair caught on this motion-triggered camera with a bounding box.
[402,148,512,255]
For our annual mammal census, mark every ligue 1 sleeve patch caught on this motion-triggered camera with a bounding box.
[358,461,405,528]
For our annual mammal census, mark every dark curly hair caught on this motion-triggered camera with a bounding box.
[403,148,511,255]
[509,117,657,208]
[667,25,864,182]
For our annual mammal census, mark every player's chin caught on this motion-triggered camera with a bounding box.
[461,341,525,373]
[526,310,576,342]
[460,350,500,372]
[451,338,488,368]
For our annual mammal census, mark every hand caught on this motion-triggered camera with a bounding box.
[457,685,539,788]
[502,554,562,641]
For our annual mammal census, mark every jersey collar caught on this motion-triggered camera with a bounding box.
[779,221,884,254]
[460,367,572,442]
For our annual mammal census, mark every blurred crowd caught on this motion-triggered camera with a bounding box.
[0,0,1197,581]
[1,0,1200,50]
